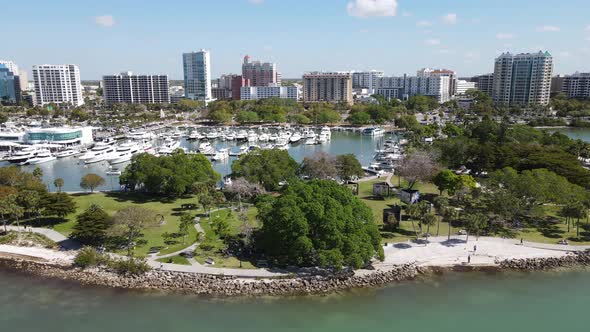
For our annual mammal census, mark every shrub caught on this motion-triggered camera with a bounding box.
[107,258,151,275]
[74,246,109,268]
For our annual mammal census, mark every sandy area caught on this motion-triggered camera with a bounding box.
[0,245,75,265]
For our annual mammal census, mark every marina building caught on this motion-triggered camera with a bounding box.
[240,85,299,101]
[25,126,94,146]
[183,50,212,101]
[561,72,590,99]
[102,72,170,105]
[492,51,553,106]
[32,64,83,106]
[242,55,280,87]
[376,75,451,103]
[303,72,353,105]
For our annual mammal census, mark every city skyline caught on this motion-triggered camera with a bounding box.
[3,0,590,79]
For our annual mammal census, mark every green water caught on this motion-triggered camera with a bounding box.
[1,270,589,332]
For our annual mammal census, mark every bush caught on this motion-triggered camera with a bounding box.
[74,246,109,268]
[107,258,151,275]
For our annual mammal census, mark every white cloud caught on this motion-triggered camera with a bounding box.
[347,0,398,18]
[425,38,441,46]
[442,13,457,25]
[416,20,432,27]
[537,25,560,32]
[95,15,115,27]
[496,33,515,40]
[248,0,264,4]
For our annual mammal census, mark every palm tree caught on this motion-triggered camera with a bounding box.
[422,214,437,243]
[406,204,421,239]
[433,196,449,236]
[443,207,459,241]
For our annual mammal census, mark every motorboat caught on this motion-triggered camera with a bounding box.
[127,131,155,140]
[55,148,81,158]
[269,133,279,142]
[258,133,270,142]
[211,148,229,161]
[198,142,215,155]
[320,126,332,140]
[274,139,289,150]
[305,131,316,139]
[318,134,329,144]
[157,138,181,155]
[25,149,56,165]
[79,142,114,161]
[236,130,248,142]
[362,127,385,136]
[6,147,38,164]
[304,137,318,145]
[224,132,236,141]
[187,131,202,140]
[107,143,140,164]
[247,131,258,143]
[289,132,302,143]
[206,130,220,140]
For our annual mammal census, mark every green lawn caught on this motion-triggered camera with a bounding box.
[195,208,257,269]
[156,255,191,265]
[33,192,201,257]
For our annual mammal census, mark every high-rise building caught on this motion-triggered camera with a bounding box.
[418,68,457,97]
[102,72,170,105]
[492,51,553,106]
[376,75,451,103]
[231,75,250,100]
[352,70,384,92]
[0,64,18,103]
[551,75,566,95]
[32,64,83,106]
[561,72,590,99]
[183,50,212,101]
[240,85,299,101]
[469,74,494,97]
[0,60,19,76]
[242,55,280,87]
[303,72,353,105]
[455,80,476,95]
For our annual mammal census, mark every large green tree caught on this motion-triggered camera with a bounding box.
[71,204,112,246]
[335,154,364,182]
[231,149,299,191]
[256,180,383,269]
[43,193,77,219]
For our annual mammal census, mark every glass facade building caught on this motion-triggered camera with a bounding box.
[0,64,17,103]
[183,50,212,101]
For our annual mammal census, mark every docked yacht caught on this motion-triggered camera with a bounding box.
[127,131,155,141]
[26,149,56,165]
[247,131,258,143]
[304,137,318,145]
[269,133,279,142]
[6,147,38,164]
[236,130,248,142]
[289,132,302,143]
[107,143,141,164]
[211,148,229,161]
[206,130,220,140]
[198,142,215,155]
[80,142,115,164]
[362,127,385,136]
[224,132,236,141]
[157,138,181,155]
[320,126,332,140]
[274,139,289,150]
[258,133,270,142]
[187,131,203,141]
[55,148,82,158]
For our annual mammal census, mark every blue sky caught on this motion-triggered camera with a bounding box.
[3,0,590,79]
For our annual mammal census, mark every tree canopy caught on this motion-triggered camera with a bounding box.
[231,149,299,191]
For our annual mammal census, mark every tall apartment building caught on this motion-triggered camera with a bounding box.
[32,64,83,106]
[352,70,384,92]
[231,75,250,100]
[376,75,451,103]
[492,51,553,106]
[551,75,566,95]
[242,55,280,86]
[183,50,212,101]
[303,72,353,105]
[240,85,298,101]
[418,68,457,97]
[561,72,590,99]
[102,72,169,105]
[455,80,476,95]
[0,64,18,103]
[470,74,494,97]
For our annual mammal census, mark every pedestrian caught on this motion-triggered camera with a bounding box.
[160,263,163,270]
[473,245,477,253]
[520,238,523,245]
[468,255,471,264]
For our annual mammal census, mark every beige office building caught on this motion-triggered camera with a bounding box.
[303,72,353,104]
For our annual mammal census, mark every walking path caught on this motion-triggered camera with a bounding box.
[2,226,590,278]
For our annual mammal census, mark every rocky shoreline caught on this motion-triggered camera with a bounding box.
[1,251,589,296]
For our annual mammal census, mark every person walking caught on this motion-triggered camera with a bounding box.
[473,244,477,253]
[467,255,471,264]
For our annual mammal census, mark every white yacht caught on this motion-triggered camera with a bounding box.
[306,131,317,139]
[211,148,229,161]
[187,131,202,140]
[320,126,332,140]
[127,131,155,141]
[362,127,385,136]
[305,137,318,145]
[236,130,248,142]
[224,132,236,141]
[6,147,38,164]
[247,131,258,143]
[107,143,140,165]
[289,132,302,143]
[25,149,56,165]
[269,133,279,142]
[318,134,329,144]
[198,142,215,155]
[258,133,270,142]
[157,138,181,155]
[79,142,114,161]
[274,139,289,150]
[55,148,81,158]
[206,130,220,140]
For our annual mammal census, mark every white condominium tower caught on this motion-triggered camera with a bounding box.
[352,70,384,92]
[102,72,170,105]
[183,50,212,101]
[32,64,83,106]
[492,51,553,106]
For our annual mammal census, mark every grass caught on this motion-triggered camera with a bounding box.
[155,255,191,265]
[29,192,201,257]
[195,208,257,269]
[514,205,590,245]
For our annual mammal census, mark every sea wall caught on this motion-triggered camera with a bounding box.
[0,257,420,296]
[500,251,590,270]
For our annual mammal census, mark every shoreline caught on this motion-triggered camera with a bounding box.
[0,245,589,297]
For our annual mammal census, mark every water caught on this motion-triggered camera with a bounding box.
[1,132,384,192]
[1,269,589,332]
[553,127,590,142]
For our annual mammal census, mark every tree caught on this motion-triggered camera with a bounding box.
[422,214,437,243]
[178,213,193,244]
[53,178,64,192]
[16,190,41,225]
[71,204,112,246]
[0,195,20,233]
[32,167,43,180]
[109,206,159,257]
[300,152,338,180]
[256,180,383,269]
[397,151,439,189]
[231,149,299,191]
[442,207,459,241]
[433,170,458,196]
[335,154,364,182]
[80,173,105,193]
[199,194,213,222]
[433,196,449,236]
[224,177,265,211]
[348,111,372,125]
[43,193,76,219]
[465,213,487,242]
